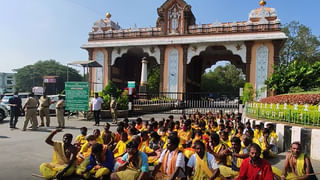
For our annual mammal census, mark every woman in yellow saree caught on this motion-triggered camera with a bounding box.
[39,129,77,179]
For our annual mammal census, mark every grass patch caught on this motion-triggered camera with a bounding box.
[286,91,320,95]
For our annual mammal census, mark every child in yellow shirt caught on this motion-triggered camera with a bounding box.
[77,135,96,164]
[93,129,104,144]
[75,127,87,149]
[113,132,129,158]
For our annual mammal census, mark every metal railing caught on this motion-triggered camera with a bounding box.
[132,92,239,115]
[245,102,320,127]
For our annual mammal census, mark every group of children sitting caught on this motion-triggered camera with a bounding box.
[39,111,281,180]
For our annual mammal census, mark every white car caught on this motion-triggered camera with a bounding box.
[47,95,68,115]
[0,93,31,116]
[0,95,12,110]
[0,104,9,121]
[48,95,59,114]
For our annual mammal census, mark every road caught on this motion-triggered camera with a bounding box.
[0,114,319,179]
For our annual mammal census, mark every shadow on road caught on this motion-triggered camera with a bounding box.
[30,126,80,132]
[0,119,9,124]
[26,128,52,133]
[34,127,82,132]
[0,136,9,138]
[63,126,80,130]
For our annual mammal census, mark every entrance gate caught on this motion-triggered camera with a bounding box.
[132,92,239,115]
[82,0,286,101]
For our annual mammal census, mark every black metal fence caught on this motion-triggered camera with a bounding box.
[131,92,239,115]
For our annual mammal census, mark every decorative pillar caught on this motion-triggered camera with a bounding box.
[182,44,189,94]
[139,57,148,93]
[244,41,254,82]
[158,45,166,92]
[106,47,113,83]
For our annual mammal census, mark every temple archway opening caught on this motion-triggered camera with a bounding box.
[111,47,158,90]
[186,45,246,99]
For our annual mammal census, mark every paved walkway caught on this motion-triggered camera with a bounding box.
[0,113,319,179]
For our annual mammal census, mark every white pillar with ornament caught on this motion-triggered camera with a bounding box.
[139,57,148,93]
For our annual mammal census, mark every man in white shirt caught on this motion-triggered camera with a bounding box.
[152,134,185,180]
[90,93,104,126]
[243,121,253,135]
[187,140,220,180]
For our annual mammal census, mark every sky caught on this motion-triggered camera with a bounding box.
[0,0,319,73]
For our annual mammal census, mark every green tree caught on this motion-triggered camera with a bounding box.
[147,66,160,92]
[117,90,129,110]
[266,22,320,95]
[266,60,320,94]
[241,83,254,103]
[280,21,320,65]
[200,63,245,98]
[102,81,121,98]
[101,81,127,110]
[15,60,82,93]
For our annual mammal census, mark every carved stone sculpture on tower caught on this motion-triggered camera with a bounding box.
[169,6,180,34]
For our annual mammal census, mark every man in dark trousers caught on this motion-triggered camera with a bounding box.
[90,93,104,126]
[8,91,22,129]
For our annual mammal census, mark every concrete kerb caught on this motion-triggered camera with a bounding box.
[243,115,320,161]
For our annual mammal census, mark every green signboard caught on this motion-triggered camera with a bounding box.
[65,82,89,111]
[128,81,135,88]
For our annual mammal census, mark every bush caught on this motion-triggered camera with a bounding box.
[101,94,111,109]
[266,60,320,94]
[117,90,129,110]
[148,66,160,93]
[102,81,121,98]
[260,93,320,105]
[311,87,320,92]
[289,87,304,93]
[100,81,128,110]
[241,83,254,104]
[150,96,173,102]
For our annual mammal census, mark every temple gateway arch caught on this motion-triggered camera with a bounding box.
[81,0,286,99]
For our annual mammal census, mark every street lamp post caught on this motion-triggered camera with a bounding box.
[32,66,35,87]
[67,63,69,82]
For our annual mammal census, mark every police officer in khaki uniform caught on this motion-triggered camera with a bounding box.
[39,93,52,127]
[56,95,65,128]
[22,93,38,131]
